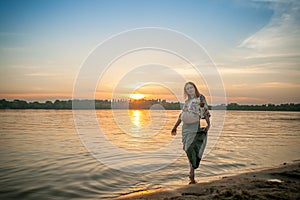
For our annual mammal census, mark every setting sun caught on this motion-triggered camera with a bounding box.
[130,94,145,100]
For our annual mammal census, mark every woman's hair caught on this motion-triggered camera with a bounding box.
[184,82,200,99]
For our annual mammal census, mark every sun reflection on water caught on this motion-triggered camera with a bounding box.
[99,110,172,151]
[131,110,141,127]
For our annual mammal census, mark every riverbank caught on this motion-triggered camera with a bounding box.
[1,99,299,111]
[115,161,300,200]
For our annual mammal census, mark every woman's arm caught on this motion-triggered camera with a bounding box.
[205,115,210,131]
[200,94,211,131]
[171,115,182,136]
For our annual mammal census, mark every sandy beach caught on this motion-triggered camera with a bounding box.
[115,162,300,200]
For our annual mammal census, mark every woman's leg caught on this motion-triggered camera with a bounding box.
[189,163,196,184]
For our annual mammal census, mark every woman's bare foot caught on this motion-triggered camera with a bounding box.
[189,163,196,184]
[189,174,196,184]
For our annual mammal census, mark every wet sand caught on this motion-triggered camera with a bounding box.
[115,162,300,200]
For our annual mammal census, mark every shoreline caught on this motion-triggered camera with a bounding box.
[114,161,300,200]
[1,99,299,111]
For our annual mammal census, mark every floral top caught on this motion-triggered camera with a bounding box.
[181,94,211,119]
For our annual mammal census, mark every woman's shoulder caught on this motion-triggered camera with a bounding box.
[199,94,206,101]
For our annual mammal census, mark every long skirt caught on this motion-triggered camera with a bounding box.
[182,122,207,169]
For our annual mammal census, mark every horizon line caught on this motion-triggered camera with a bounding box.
[1,98,299,106]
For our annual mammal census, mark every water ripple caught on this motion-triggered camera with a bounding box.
[0,110,299,199]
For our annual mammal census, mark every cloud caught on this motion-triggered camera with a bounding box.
[24,73,62,77]
[257,81,300,88]
[10,65,40,69]
[239,0,300,59]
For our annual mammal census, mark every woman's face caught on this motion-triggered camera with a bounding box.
[185,83,196,97]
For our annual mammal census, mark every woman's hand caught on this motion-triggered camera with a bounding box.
[171,117,182,136]
[171,127,177,136]
[205,125,210,131]
[205,116,210,131]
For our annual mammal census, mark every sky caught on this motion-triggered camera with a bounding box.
[0,0,299,104]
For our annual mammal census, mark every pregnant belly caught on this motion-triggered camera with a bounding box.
[181,112,199,124]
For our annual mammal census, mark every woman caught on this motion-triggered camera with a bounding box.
[171,82,211,184]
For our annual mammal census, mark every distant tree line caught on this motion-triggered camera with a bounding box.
[0,99,299,111]
[0,99,180,110]
[224,102,300,111]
